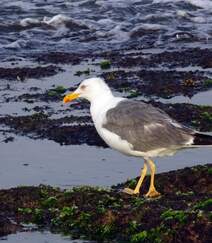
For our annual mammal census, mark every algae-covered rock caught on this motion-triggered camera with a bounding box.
[0,164,211,242]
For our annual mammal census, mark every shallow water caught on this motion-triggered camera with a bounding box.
[0,231,92,243]
[0,134,211,189]
[157,89,212,106]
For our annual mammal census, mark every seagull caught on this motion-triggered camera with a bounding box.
[63,77,212,198]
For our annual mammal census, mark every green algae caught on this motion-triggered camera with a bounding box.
[204,79,212,87]
[75,68,90,76]
[194,198,212,210]
[100,60,111,69]
[47,86,66,97]
[161,209,187,224]
[130,227,162,243]
[3,165,210,242]
[208,167,212,175]
[201,111,212,122]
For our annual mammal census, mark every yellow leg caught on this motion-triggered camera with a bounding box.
[123,161,147,195]
[145,159,161,198]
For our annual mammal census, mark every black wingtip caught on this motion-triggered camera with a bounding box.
[193,133,212,146]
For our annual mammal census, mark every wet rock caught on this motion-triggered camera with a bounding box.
[102,69,210,98]
[152,102,212,132]
[0,113,106,147]
[0,66,62,81]
[148,48,212,69]
[113,164,212,194]
[35,52,84,64]
[0,165,211,242]
[98,48,212,70]
[9,86,70,103]
[2,136,14,143]
[0,216,20,237]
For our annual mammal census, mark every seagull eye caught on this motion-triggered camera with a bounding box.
[80,85,86,90]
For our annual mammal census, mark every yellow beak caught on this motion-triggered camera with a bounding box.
[63,92,80,104]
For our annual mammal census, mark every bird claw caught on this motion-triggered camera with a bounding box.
[123,187,139,195]
[145,190,161,198]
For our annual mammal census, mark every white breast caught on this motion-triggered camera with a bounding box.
[90,96,135,155]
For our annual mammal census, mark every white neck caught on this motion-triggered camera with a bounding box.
[90,91,114,113]
[90,91,125,126]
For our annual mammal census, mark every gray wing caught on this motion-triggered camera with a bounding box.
[103,100,194,152]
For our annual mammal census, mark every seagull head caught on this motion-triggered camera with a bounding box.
[63,77,112,103]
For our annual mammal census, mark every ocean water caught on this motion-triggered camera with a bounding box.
[0,0,212,57]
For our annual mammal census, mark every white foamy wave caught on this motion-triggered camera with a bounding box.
[176,10,188,18]
[20,15,72,28]
[132,23,167,31]
[108,25,130,42]
[43,14,71,27]
[19,14,87,30]
[20,18,40,27]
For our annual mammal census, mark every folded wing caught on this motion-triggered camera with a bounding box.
[103,100,194,152]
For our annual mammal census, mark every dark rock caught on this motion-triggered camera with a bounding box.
[0,66,62,81]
